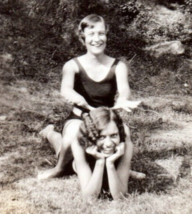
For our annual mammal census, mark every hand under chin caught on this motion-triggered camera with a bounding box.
[101,151,114,158]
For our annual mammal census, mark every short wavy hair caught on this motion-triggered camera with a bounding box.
[77,14,108,44]
[78,107,126,148]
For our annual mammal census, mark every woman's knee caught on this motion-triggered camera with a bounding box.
[62,120,82,147]
[62,120,82,135]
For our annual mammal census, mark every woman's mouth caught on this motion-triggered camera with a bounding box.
[91,43,103,47]
[101,148,114,155]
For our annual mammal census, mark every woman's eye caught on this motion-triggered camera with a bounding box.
[88,33,94,36]
[99,32,105,36]
[111,134,118,138]
[98,135,105,140]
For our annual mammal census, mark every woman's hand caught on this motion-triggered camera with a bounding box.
[86,145,106,160]
[113,99,141,112]
[86,104,95,111]
[64,96,95,111]
[106,143,125,165]
[64,96,87,107]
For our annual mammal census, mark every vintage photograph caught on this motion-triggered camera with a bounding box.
[0,0,192,213]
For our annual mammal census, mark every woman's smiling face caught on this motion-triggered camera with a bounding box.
[83,21,107,55]
[96,121,120,157]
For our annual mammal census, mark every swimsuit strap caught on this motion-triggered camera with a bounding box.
[110,59,120,74]
[73,58,84,73]
[73,57,120,74]
[112,58,120,67]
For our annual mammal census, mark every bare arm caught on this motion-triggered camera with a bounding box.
[106,125,133,200]
[71,142,105,199]
[113,61,141,111]
[115,61,131,100]
[116,125,133,190]
[61,60,94,110]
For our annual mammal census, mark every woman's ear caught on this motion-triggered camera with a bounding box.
[74,28,85,46]
[105,24,109,35]
[79,35,86,46]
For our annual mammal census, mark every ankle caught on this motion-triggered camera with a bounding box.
[55,166,64,174]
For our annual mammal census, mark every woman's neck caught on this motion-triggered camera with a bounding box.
[85,52,107,64]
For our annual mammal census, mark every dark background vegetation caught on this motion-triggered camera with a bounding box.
[1,0,192,94]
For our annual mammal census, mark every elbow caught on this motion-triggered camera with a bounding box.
[112,190,127,200]
[82,190,99,200]
[111,184,128,200]
[81,184,101,199]
[60,87,69,98]
[119,88,131,100]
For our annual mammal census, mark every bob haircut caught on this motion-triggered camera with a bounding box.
[78,107,126,148]
[78,14,109,44]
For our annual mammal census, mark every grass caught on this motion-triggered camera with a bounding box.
[0,62,192,214]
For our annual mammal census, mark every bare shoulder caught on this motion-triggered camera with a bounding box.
[62,59,79,74]
[123,123,133,146]
[76,54,90,65]
[123,123,131,137]
[77,55,86,61]
[71,140,86,159]
[116,60,129,71]
[72,140,82,150]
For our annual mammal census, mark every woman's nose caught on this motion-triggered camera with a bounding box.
[105,137,113,147]
[93,33,100,41]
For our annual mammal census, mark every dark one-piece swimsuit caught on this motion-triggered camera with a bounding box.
[64,57,120,122]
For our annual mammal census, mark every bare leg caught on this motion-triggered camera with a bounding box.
[53,120,82,174]
[129,170,146,179]
[38,120,82,180]
[38,140,69,180]
[39,124,54,139]
[39,125,62,157]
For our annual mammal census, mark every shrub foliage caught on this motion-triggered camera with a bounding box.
[0,0,192,93]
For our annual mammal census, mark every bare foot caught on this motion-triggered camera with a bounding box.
[39,125,54,139]
[37,167,63,180]
[130,170,146,180]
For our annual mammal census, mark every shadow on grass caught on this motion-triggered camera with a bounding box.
[136,145,192,161]
[129,158,175,194]
[129,148,192,194]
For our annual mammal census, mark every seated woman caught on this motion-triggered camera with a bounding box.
[38,14,141,180]
[71,107,139,200]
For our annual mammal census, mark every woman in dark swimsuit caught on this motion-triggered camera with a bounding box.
[38,14,141,181]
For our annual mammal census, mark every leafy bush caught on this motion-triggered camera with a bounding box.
[1,0,192,90]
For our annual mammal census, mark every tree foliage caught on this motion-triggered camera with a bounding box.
[0,0,192,86]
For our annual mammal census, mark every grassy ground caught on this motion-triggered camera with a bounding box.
[0,60,192,214]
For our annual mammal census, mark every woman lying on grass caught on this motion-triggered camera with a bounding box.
[72,107,133,200]
[39,106,145,200]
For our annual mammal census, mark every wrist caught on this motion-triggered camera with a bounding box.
[106,159,115,168]
[96,158,105,166]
